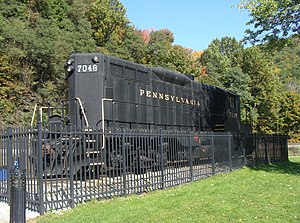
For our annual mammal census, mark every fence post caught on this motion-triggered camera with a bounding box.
[243,135,247,166]
[254,134,258,166]
[188,130,193,182]
[211,132,215,175]
[37,122,45,214]
[69,133,75,208]
[159,129,165,190]
[228,132,232,172]
[6,128,12,204]
[9,163,26,223]
[121,127,127,196]
[272,135,276,162]
[264,135,269,164]
[284,135,288,161]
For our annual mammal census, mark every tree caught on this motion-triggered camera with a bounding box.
[199,37,244,88]
[146,29,174,68]
[223,66,253,122]
[167,45,195,74]
[0,0,96,126]
[272,36,300,92]
[0,0,96,89]
[199,37,252,122]
[88,0,129,47]
[238,0,300,46]
[278,91,300,141]
[242,46,282,133]
[190,50,205,79]
[103,26,148,64]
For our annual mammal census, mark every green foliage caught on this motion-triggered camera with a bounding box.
[103,26,148,64]
[223,66,253,122]
[278,91,300,142]
[0,79,34,126]
[199,37,254,123]
[273,36,300,92]
[199,37,244,87]
[146,29,174,68]
[0,0,96,126]
[242,46,282,133]
[198,36,298,136]
[238,0,300,47]
[167,45,195,74]
[0,0,28,19]
[88,0,129,47]
[199,39,231,87]
[0,0,298,141]
[0,0,95,88]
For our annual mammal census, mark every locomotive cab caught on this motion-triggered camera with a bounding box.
[225,92,241,132]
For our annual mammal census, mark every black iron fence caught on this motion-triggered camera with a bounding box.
[0,125,288,214]
[288,143,300,157]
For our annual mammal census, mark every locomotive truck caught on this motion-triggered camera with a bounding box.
[36,53,243,176]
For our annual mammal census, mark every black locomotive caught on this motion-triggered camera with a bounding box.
[63,53,241,132]
[39,53,243,176]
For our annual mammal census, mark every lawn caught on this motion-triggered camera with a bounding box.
[33,157,300,223]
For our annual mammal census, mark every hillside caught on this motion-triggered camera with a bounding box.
[0,1,299,140]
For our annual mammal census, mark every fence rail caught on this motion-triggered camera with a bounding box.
[0,126,288,214]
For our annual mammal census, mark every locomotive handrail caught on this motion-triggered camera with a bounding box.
[60,97,90,128]
[30,104,61,126]
[31,104,38,126]
[74,97,90,128]
[39,106,60,123]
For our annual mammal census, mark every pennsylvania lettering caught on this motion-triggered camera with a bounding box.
[139,89,200,107]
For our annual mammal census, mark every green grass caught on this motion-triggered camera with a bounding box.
[34,157,300,223]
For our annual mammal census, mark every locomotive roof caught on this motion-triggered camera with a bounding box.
[68,52,240,97]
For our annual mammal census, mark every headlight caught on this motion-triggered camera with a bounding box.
[65,58,75,73]
[67,65,74,72]
[92,56,99,63]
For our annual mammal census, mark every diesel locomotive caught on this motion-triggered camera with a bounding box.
[37,53,243,176]
[62,53,241,132]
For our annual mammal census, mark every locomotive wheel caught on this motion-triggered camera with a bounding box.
[152,150,167,171]
[107,151,126,176]
[76,164,106,180]
[133,155,150,174]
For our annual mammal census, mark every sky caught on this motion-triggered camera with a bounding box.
[120,0,251,51]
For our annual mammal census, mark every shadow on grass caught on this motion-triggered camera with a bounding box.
[248,159,300,175]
